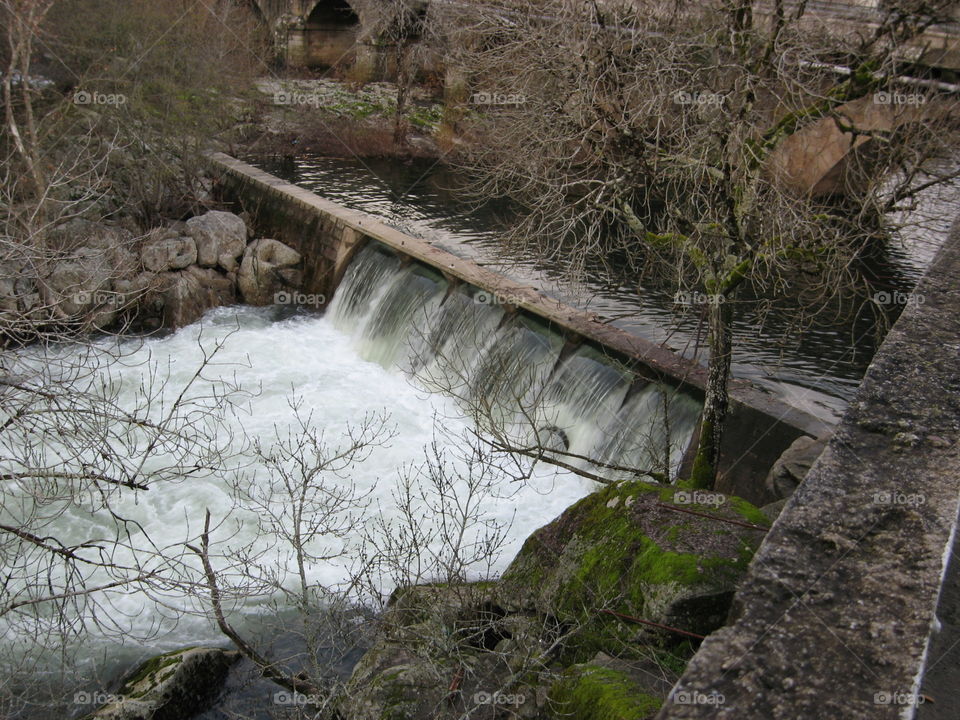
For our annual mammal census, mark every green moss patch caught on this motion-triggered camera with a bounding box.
[550,664,663,720]
[119,648,188,697]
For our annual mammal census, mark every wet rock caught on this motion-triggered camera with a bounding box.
[83,646,239,720]
[237,238,302,306]
[186,211,248,271]
[764,435,827,500]
[158,265,236,328]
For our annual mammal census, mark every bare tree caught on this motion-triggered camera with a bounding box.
[0,2,268,714]
[0,318,256,715]
[186,399,395,712]
[437,0,960,488]
[352,0,430,147]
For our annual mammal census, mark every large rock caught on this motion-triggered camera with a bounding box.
[338,482,766,720]
[41,246,117,327]
[82,646,239,720]
[140,233,197,272]
[339,583,547,720]
[499,481,767,647]
[49,218,137,278]
[159,265,236,328]
[237,238,302,306]
[764,434,827,500]
[186,211,248,271]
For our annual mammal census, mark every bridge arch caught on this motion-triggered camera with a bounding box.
[298,0,361,69]
[304,0,359,29]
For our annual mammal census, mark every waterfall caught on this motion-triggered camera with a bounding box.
[329,243,701,481]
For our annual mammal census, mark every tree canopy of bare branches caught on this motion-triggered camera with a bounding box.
[436,0,960,488]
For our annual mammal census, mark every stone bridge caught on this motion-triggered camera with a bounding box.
[246,0,960,74]
[246,0,364,67]
[767,94,956,197]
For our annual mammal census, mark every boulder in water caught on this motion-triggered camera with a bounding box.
[82,646,239,720]
[158,265,236,328]
[186,211,248,271]
[237,238,302,306]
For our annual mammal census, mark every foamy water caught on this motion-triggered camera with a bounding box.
[2,305,597,662]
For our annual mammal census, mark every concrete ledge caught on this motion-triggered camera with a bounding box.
[206,152,829,497]
[658,222,960,719]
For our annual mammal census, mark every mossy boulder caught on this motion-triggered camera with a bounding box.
[339,482,766,719]
[82,646,239,720]
[498,480,767,656]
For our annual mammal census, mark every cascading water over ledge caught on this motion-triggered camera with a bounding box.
[328,242,702,482]
[210,152,831,499]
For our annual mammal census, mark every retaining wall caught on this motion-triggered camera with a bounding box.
[658,220,960,719]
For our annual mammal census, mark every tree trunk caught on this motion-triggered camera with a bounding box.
[688,294,733,490]
[393,41,410,149]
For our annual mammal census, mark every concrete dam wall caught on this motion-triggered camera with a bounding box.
[206,152,828,502]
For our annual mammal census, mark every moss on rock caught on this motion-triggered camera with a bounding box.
[550,663,663,720]
[119,649,188,698]
[83,646,238,720]
[499,481,765,658]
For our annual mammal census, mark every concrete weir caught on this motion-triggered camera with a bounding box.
[658,222,960,719]
[205,152,828,501]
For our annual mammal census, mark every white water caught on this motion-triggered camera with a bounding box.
[1,306,597,666]
[329,243,701,480]
[2,245,700,679]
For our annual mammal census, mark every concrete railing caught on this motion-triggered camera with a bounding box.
[658,220,960,719]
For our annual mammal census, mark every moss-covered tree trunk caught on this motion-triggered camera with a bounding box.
[689,294,734,490]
